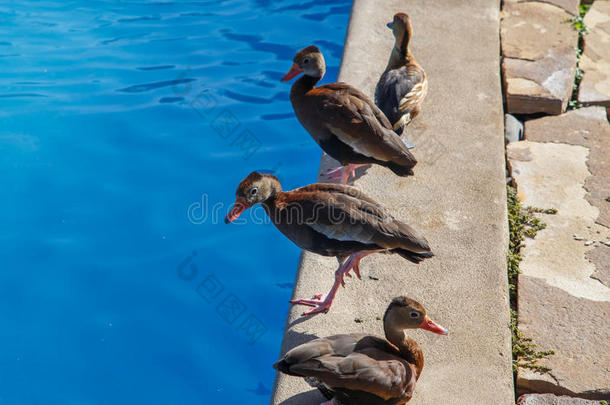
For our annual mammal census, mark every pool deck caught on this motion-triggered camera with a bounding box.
[271,1,514,404]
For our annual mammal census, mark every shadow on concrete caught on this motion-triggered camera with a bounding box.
[278,329,319,352]
[277,389,326,405]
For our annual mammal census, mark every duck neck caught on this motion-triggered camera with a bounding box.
[261,181,282,217]
[384,326,424,379]
[386,42,414,70]
[290,74,321,98]
[262,196,275,218]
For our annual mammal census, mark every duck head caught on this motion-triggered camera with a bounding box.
[224,171,282,224]
[383,296,448,336]
[387,13,413,54]
[281,45,326,82]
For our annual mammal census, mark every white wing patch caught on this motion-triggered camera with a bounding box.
[392,113,411,131]
[398,81,426,112]
[325,123,388,161]
[308,222,375,244]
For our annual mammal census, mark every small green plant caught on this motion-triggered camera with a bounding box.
[571,4,592,35]
[567,4,591,110]
[510,309,555,372]
[507,186,556,373]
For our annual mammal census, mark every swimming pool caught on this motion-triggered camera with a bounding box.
[0,1,351,403]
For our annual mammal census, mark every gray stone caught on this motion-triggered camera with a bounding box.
[503,0,580,16]
[272,1,514,404]
[517,276,610,399]
[587,244,610,288]
[501,1,578,114]
[508,112,610,398]
[508,139,610,301]
[578,1,610,107]
[505,113,524,143]
[524,107,610,229]
[517,393,606,404]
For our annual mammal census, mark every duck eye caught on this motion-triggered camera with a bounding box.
[303,58,310,64]
[409,311,419,318]
[250,187,258,196]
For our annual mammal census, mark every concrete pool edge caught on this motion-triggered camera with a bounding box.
[271,0,514,403]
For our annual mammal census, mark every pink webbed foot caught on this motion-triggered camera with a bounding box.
[290,250,381,316]
[323,164,367,185]
[323,166,345,180]
[290,294,332,315]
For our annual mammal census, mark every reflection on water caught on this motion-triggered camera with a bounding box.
[0,1,351,404]
[117,78,196,93]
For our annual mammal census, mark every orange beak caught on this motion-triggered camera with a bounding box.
[281,63,303,82]
[418,316,448,335]
[224,198,249,224]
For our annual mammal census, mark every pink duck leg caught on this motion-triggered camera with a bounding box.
[290,249,383,315]
[324,164,368,185]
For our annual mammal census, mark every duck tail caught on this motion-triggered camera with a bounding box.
[273,359,292,374]
[391,249,434,264]
[385,161,415,177]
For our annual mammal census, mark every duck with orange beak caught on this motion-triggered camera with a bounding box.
[281,46,417,185]
[274,296,448,404]
[225,171,433,315]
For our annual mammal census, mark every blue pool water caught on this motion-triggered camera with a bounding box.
[0,1,351,403]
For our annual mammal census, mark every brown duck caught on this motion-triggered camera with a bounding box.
[375,13,428,139]
[274,296,448,404]
[224,172,433,315]
[281,46,417,185]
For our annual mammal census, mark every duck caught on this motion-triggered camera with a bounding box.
[375,13,428,139]
[274,296,448,405]
[224,172,433,315]
[281,46,417,185]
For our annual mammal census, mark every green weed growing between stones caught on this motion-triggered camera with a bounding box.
[507,186,556,373]
[568,4,592,110]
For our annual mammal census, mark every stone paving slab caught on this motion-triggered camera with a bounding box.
[578,0,610,107]
[504,0,580,16]
[271,1,513,404]
[525,107,610,230]
[508,139,610,300]
[507,107,610,399]
[517,393,607,404]
[517,276,610,399]
[501,1,578,114]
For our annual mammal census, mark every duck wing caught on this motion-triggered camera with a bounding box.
[275,334,414,401]
[277,186,431,253]
[375,66,426,132]
[309,82,416,168]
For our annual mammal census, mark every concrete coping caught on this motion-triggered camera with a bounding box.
[271,1,514,404]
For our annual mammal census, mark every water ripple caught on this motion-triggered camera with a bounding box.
[315,40,343,59]
[261,70,284,81]
[261,113,292,121]
[222,89,287,104]
[274,0,348,13]
[221,30,293,60]
[101,33,149,45]
[303,5,351,21]
[241,78,275,89]
[117,78,195,93]
[137,65,175,71]
[0,93,47,98]
[159,96,183,103]
[118,16,161,23]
